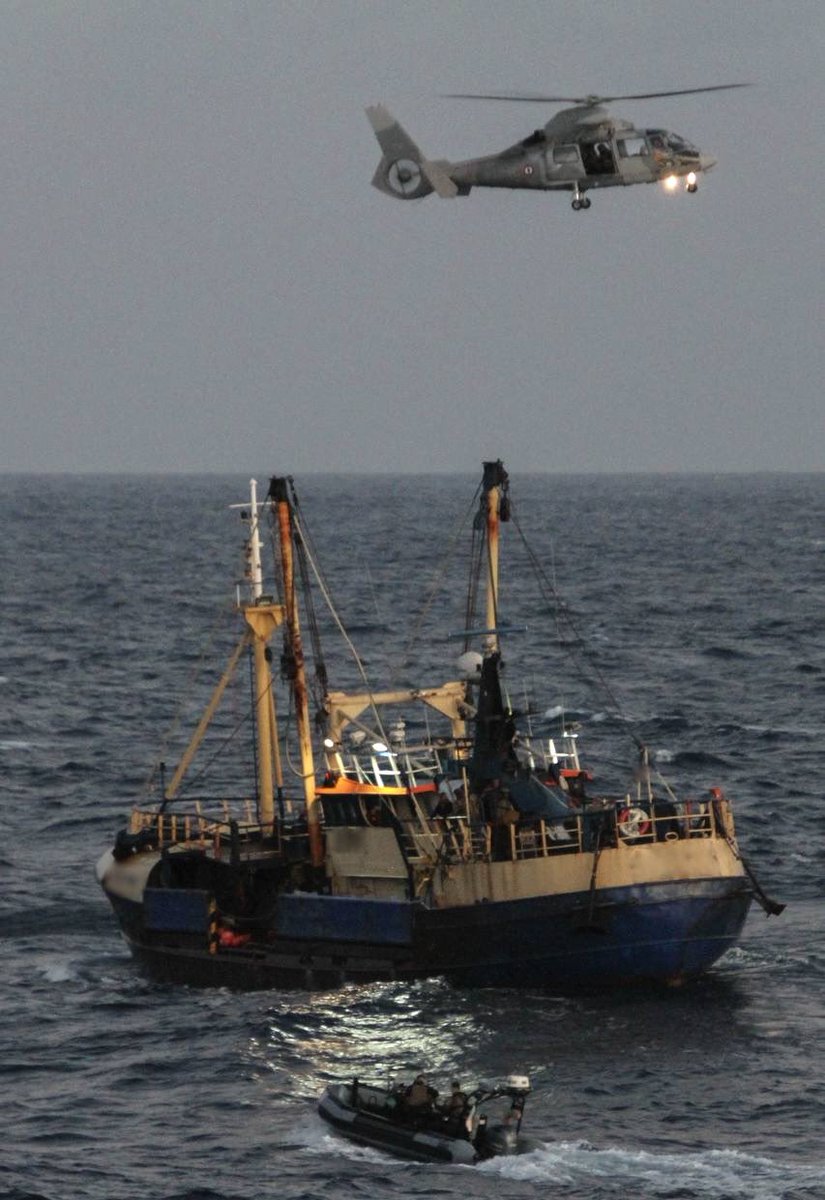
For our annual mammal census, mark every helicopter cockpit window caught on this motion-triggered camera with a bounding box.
[647,130,698,156]
[552,145,580,164]
[617,137,647,158]
[664,132,698,155]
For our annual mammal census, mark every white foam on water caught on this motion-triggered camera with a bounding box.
[297,1119,405,1166]
[477,1140,824,1199]
[38,956,80,984]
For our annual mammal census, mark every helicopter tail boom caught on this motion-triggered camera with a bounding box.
[366,104,458,199]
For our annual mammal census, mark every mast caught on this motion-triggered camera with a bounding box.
[482,459,509,656]
[239,478,285,827]
[468,461,517,785]
[268,477,323,867]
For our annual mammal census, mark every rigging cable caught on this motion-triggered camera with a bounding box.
[464,500,485,653]
[247,637,260,809]
[283,479,329,703]
[391,481,483,682]
[169,699,255,798]
[287,509,392,748]
[142,598,239,801]
[507,503,647,755]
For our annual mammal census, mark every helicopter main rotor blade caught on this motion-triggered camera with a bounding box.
[595,83,751,102]
[444,93,588,103]
[444,83,750,105]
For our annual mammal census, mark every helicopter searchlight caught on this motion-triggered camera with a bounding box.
[366,84,745,212]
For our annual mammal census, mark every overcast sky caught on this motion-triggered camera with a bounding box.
[2,0,823,474]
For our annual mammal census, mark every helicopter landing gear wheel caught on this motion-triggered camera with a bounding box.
[687,182,698,194]
[572,196,591,211]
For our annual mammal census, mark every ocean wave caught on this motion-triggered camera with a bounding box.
[2,475,825,1200]
[0,903,115,939]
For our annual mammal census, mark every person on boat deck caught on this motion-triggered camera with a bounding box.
[432,793,454,820]
[405,1075,438,1112]
[443,1080,469,1126]
[480,777,507,822]
[493,783,520,857]
[495,789,519,827]
[566,771,587,805]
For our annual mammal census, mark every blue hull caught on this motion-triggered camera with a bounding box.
[107,875,752,991]
[421,879,753,988]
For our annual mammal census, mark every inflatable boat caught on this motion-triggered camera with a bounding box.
[318,1074,534,1165]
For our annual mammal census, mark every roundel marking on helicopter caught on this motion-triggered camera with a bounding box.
[523,164,534,176]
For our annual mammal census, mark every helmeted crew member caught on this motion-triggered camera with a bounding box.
[443,1079,470,1135]
[405,1075,438,1112]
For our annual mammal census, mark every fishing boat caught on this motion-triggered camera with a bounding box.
[317,1074,535,1165]
[96,463,781,989]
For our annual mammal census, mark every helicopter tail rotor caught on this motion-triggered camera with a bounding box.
[366,104,458,200]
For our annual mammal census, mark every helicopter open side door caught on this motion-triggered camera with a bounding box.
[615,135,652,183]
[580,140,616,177]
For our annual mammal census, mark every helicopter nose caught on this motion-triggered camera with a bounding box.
[699,154,717,173]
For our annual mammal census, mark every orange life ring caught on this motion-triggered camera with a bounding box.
[618,806,651,839]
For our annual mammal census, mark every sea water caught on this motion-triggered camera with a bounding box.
[1,472,823,1200]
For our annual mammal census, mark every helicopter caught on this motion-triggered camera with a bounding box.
[366,85,748,211]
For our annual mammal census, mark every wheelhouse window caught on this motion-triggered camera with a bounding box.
[617,136,647,157]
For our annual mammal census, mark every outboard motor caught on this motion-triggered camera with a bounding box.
[471,1074,531,1159]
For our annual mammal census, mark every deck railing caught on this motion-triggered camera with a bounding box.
[127,800,308,859]
[127,793,733,867]
[394,795,734,866]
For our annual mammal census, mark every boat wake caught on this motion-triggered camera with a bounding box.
[302,1122,408,1167]
[477,1140,825,1199]
[297,1119,824,1199]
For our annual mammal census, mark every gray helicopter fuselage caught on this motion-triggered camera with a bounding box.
[365,102,717,208]
[447,117,715,194]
